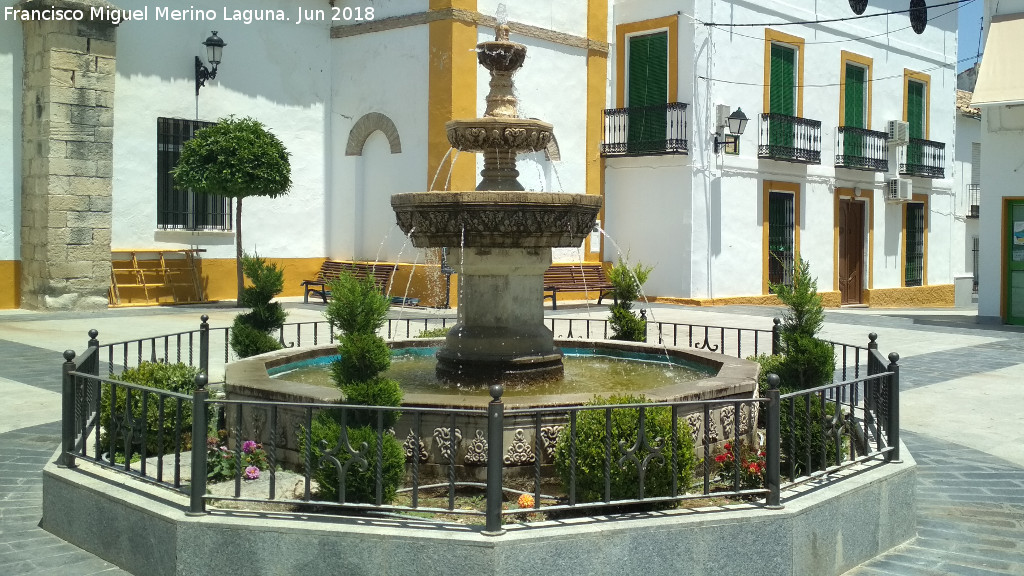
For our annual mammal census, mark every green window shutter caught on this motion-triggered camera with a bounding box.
[905,203,924,287]
[770,44,795,116]
[844,64,865,128]
[627,32,668,153]
[907,80,924,140]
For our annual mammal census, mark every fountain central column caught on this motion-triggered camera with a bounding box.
[436,247,562,381]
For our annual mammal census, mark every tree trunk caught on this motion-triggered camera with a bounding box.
[236,197,244,305]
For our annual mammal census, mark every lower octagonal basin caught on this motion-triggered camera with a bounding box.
[224,339,759,480]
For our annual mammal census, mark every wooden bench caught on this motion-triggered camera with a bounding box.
[543,264,616,310]
[301,261,398,304]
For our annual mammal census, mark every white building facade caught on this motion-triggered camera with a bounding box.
[602,0,960,307]
[971,0,1024,325]
[0,0,607,309]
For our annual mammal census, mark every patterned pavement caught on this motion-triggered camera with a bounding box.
[0,304,1022,575]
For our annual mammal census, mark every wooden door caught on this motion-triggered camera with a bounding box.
[838,199,865,304]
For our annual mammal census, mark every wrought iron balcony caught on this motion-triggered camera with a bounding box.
[834,126,889,171]
[758,113,821,164]
[899,138,945,178]
[967,184,980,218]
[601,102,688,156]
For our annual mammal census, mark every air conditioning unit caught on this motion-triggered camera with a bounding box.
[886,178,912,202]
[887,120,909,145]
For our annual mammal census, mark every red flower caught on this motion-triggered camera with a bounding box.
[723,443,732,451]
[715,454,728,464]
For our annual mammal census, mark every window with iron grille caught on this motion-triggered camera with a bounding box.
[157,117,232,230]
[905,203,925,287]
[768,191,795,291]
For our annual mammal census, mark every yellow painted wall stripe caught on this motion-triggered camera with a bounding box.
[428,0,477,192]
[0,261,20,309]
[586,0,608,262]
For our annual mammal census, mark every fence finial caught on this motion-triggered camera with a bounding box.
[868,332,878,350]
[195,372,208,391]
[201,314,209,325]
[88,329,98,340]
[63,349,76,362]
[767,373,780,390]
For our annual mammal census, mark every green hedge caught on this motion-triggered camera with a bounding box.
[99,362,201,457]
[305,412,404,504]
[554,395,697,503]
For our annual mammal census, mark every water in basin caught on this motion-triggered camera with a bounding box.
[270,347,712,398]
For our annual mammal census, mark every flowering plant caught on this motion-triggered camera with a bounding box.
[714,442,766,491]
[207,432,270,481]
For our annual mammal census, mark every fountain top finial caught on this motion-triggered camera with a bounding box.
[496,23,510,42]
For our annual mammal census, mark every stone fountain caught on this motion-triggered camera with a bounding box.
[391,24,602,383]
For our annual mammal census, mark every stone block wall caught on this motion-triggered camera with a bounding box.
[18,0,118,309]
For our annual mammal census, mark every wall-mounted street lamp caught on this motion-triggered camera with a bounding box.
[713,105,748,153]
[195,31,226,96]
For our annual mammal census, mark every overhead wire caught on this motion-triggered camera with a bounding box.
[700,0,973,27]
[698,0,972,45]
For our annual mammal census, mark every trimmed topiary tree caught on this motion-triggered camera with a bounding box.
[769,256,836,391]
[308,271,404,504]
[172,116,291,304]
[230,253,287,358]
[607,258,653,342]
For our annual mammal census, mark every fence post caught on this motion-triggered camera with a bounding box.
[60,350,77,469]
[886,353,901,463]
[765,373,782,509]
[187,373,209,516]
[199,315,210,378]
[87,329,100,376]
[483,383,506,536]
[639,309,648,343]
[771,318,781,355]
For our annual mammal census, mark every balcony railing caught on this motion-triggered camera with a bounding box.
[967,184,980,218]
[601,102,688,156]
[899,138,945,178]
[834,126,889,172]
[758,113,821,164]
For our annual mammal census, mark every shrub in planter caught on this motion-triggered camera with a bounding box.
[230,253,287,358]
[553,395,697,503]
[99,361,201,457]
[607,258,653,342]
[779,394,846,476]
[305,411,404,504]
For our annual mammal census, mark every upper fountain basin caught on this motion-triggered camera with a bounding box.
[446,118,553,154]
[477,40,527,72]
[391,191,602,248]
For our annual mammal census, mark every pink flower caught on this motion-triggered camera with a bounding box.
[242,441,258,454]
[244,466,261,480]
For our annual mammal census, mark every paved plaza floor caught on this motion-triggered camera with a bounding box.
[1,301,1022,575]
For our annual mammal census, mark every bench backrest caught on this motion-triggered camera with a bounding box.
[543,264,612,287]
[317,261,396,290]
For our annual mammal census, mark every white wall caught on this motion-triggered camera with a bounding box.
[605,156,691,296]
[109,0,331,259]
[330,25,429,263]
[479,0,589,39]
[953,114,981,277]
[0,15,21,262]
[978,105,1024,319]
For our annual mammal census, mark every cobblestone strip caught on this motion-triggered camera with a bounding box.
[845,431,1024,575]
[0,422,130,575]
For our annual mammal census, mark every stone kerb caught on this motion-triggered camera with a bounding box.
[41,443,917,576]
[17,0,120,309]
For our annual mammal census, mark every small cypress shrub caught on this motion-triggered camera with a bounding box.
[607,258,653,342]
[307,271,404,504]
[769,256,835,391]
[100,362,201,457]
[230,253,287,358]
[553,395,696,503]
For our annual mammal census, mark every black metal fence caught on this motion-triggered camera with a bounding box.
[758,113,821,164]
[58,316,899,533]
[967,184,980,218]
[601,103,688,156]
[899,138,945,178]
[835,126,888,172]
